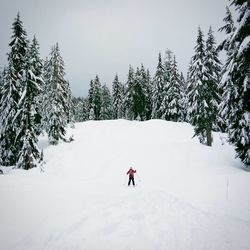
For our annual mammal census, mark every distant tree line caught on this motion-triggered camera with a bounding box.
[72,1,250,167]
[0,0,249,169]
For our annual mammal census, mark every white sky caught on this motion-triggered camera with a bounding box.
[0,0,229,97]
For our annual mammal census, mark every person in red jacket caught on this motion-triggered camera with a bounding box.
[127,167,136,186]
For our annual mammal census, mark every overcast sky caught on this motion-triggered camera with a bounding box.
[0,0,229,97]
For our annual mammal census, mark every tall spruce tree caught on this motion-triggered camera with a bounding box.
[29,36,44,136]
[141,65,152,120]
[112,74,124,119]
[218,6,237,131]
[92,75,102,120]
[15,39,43,169]
[187,27,214,146]
[152,53,165,119]
[163,54,182,122]
[161,50,173,120]
[73,97,88,122]
[124,65,135,120]
[129,67,147,120]
[145,68,153,120]
[100,84,113,120]
[0,13,28,166]
[219,1,250,166]
[42,43,69,145]
[87,76,102,120]
[204,27,221,132]
[180,72,188,122]
[87,79,95,119]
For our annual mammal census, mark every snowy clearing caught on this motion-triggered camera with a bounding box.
[0,120,250,250]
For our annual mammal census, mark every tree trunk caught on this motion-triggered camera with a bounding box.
[206,127,212,146]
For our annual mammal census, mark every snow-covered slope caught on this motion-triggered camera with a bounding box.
[0,120,250,250]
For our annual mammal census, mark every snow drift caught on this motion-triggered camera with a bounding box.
[0,120,250,250]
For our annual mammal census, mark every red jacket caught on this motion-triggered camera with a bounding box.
[127,168,136,177]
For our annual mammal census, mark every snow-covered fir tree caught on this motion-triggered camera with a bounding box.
[42,43,70,145]
[218,6,238,132]
[100,84,113,120]
[140,65,152,120]
[204,27,221,132]
[163,53,183,122]
[128,67,147,120]
[0,13,28,166]
[145,68,153,120]
[152,53,165,119]
[160,50,173,120]
[112,74,124,119]
[218,6,237,133]
[187,27,215,146]
[219,1,250,166]
[87,75,102,120]
[15,39,43,169]
[87,79,95,119]
[124,65,135,120]
[180,72,188,122]
[29,36,44,136]
[72,97,88,122]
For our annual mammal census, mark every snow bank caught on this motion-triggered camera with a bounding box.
[0,120,249,250]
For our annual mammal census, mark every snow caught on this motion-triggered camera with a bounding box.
[237,36,250,57]
[0,119,250,250]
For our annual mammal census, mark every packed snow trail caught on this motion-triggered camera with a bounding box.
[0,120,250,250]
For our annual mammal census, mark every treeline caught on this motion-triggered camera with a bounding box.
[0,14,73,169]
[0,0,249,169]
[73,52,186,123]
[73,1,250,167]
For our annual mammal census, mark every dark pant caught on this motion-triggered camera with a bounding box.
[128,176,135,186]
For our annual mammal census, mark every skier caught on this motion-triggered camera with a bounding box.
[127,167,136,186]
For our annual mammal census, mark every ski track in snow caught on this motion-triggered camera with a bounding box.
[0,120,250,250]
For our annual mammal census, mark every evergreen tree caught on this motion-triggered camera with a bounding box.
[72,97,88,122]
[163,53,182,122]
[93,75,102,120]
[130,67,147,120]
[145,68,153,120]
[187,27,214,146]
[112,74,124,119]
[82,98,89,121]
[100,84,113,120]
[124,65,135,120]
[204,27,221,132]
[87,76,102,120]
[42,43,69,145]
[29,36,44,136]
[179,72,188,122]
[161,50,173,120]
[87,79,95,119]
[219,1,250,166]
[218,6,237,130]
[0,13,28,166]
[152,53,165,119]
[15,39,43,169]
